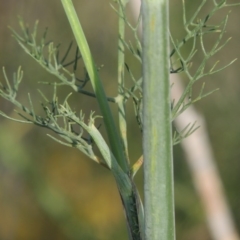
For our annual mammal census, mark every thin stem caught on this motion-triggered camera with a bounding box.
[117,0,130,163]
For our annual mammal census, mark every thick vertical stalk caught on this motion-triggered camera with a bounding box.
[142,1,175,240]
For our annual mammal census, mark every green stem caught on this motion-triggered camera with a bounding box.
[117,0,129,163]
[83,122,143,240]
[61,0,129,172]
[142,0,175,239]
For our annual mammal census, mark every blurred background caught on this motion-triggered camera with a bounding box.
[0,0,239,239]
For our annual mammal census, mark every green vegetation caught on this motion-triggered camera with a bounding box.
[0,0,239,239]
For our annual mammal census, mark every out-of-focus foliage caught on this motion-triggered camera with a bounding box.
[0,0,239,239]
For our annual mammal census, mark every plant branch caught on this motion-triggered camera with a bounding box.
[116,0,130,163]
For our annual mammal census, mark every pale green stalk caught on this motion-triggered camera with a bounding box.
[117,0,129,163]
[142,0,175,239]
